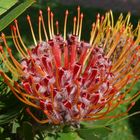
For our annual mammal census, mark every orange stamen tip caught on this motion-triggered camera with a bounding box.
[14,19,18,23]
[1,33,5,40]
[1,33,5,37]
[80,13,83,18]
[77,6,80,10]
[56,21,58,25]
[27,15,30,20]
[39,10,42,15]
[51,12,54,17]
[74,16,76,21]
[97,13,100,18]
[131,102,135,106]
[101,16,104,20]
[92,23,95,27]
[65,10,69,15]
[47,7,50,12]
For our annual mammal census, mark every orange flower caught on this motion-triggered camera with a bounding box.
[0,7,140,124]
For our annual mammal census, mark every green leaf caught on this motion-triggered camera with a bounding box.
[80,120,109,129]
[0,101,5,109]
[77,127,111,140]
[0,0,18,15]
[57,132,83,140]
[12,121,20,133]
[44,136,56,140]
[5,138,11,140]
[0,93,23,125]
[0,0,35,31]
[105,119,136,140]
[23,121,34,140]
[0,127,4,134]
[0,106,21,125]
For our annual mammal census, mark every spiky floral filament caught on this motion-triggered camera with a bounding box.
[0,7,140,124]
[27,15,37,46]
[39,10,49,41]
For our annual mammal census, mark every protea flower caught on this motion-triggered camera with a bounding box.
[0,7,140,125]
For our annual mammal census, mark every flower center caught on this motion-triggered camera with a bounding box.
[21,34,115,123]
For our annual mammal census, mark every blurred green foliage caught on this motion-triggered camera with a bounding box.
[0,0,18,16]
[0,0,35,31]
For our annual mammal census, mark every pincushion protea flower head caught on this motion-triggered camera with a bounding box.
[0,7,140,125]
